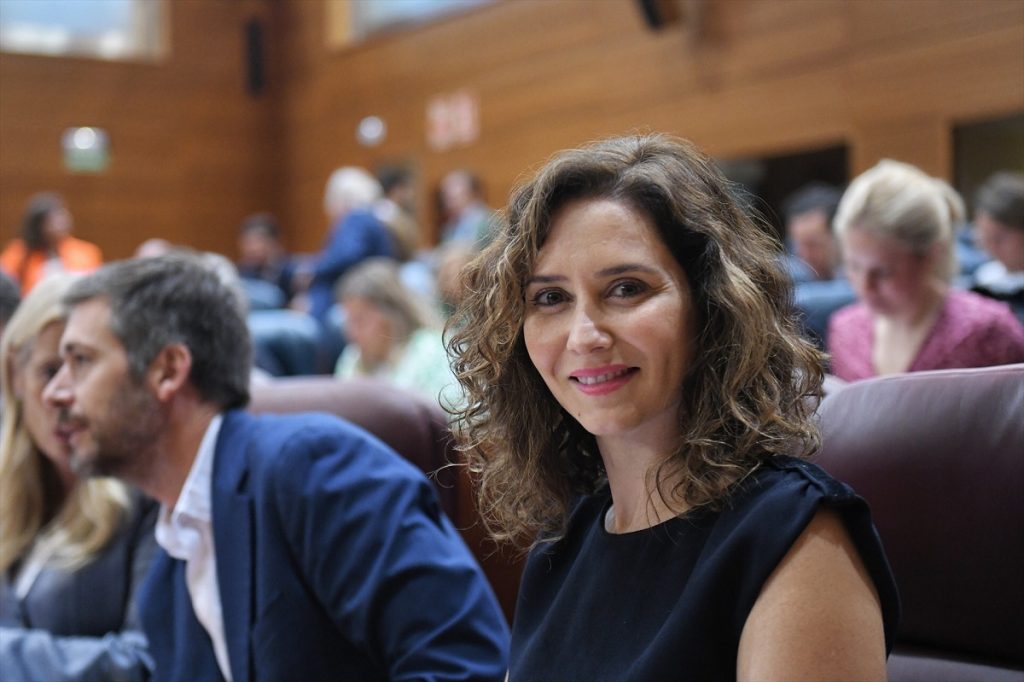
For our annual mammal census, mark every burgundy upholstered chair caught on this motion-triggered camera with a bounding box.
[814,364,1024,681]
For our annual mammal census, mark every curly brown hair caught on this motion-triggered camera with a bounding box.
[446,134,824,549]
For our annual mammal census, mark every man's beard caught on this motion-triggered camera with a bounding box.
[70,378,164,483]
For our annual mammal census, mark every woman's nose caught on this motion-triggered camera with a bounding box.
[566,305,611,354]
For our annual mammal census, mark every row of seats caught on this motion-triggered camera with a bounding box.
[250,363,1024,681]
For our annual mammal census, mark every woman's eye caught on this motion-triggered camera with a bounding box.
[530,289,566,307]
[610,280,647,298]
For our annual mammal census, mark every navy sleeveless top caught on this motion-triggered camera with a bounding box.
[509,456,900,681]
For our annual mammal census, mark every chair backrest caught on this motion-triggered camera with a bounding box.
[249,376,459,520]
[814,364,1024,681]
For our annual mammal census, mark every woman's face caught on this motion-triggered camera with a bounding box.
[343,296,396,367]
[12,321,72,470]
[842,226,936,318]
[523,198,696,446]
[43,207,72,244]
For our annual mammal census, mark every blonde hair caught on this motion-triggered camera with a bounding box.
[336,257,439,343]
[834,159,963,281]
[0,274,131,574]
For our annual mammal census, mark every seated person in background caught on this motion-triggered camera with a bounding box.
[782,182,844,283]
[335,258,453,404]
[438,169,497,249]
[828,160,1024,382]
[43,254,508,681]
[0,193,102,296]
[781,183,856,348]
[235,216,322,376]
[449,134,898,680]
[295,167,397,326]
[970,171,1024,324]
[0,274,157,682]
[236,213,298,311]
[374,167,421,263]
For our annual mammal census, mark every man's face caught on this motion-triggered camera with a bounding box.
[441,173,472,220]
[976,211,1024,272]
[790,210,839,280]
[44,298,163,481]
[238,230,277,267]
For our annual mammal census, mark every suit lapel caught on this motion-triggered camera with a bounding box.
[138,551,176,670]
[140,551,223,681]
[211,410,254,682]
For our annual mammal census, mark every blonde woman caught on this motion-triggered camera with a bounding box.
[829,160,1024,381]
[0,274,156,681]
[334,257,454,403]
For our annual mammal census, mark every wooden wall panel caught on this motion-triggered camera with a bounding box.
[276,0,1024,252]
[851,118,953,179]
[0,0,282,261]
[1,0,1021,261]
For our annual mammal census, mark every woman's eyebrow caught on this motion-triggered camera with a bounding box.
[597,263,659,277]
[527,263,660,285]
[525,274,565,285]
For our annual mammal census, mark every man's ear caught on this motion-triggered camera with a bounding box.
[148,343,193,402]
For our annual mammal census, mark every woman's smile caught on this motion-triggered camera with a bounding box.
[569,365,637,395]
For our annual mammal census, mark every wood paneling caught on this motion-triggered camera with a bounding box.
[276,0,1024,251]
[0,0,282,260]
[1,0,1021,259]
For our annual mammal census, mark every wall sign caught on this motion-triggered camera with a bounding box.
[426,89,479,152]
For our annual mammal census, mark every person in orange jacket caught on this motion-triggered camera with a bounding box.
[1,193,102,295]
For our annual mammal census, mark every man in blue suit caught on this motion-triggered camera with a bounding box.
[43,254,509,682]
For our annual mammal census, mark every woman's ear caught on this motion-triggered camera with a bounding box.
[148,343,193,402]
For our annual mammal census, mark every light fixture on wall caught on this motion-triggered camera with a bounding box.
[357,116,387,147]
[61,126,109,172]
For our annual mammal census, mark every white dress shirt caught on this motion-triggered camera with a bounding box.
[155,414,232,681]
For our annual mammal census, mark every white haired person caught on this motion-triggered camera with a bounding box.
[0,274,157,681]
[828,160,1024,381]
[295,166,397,326]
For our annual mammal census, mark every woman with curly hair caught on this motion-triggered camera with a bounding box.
[448,134,899,680]
[0,274,156,681]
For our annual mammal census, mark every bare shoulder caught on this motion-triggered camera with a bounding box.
[736,507,887,682]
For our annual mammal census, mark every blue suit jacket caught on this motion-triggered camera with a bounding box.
[308,209,395,323]
[139,410,508,682]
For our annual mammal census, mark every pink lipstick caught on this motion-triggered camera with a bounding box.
[569,365,636,396]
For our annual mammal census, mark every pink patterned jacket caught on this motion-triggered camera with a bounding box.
[828,289,1024,382]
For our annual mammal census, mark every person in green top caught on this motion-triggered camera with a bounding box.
[334,257,455,406]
